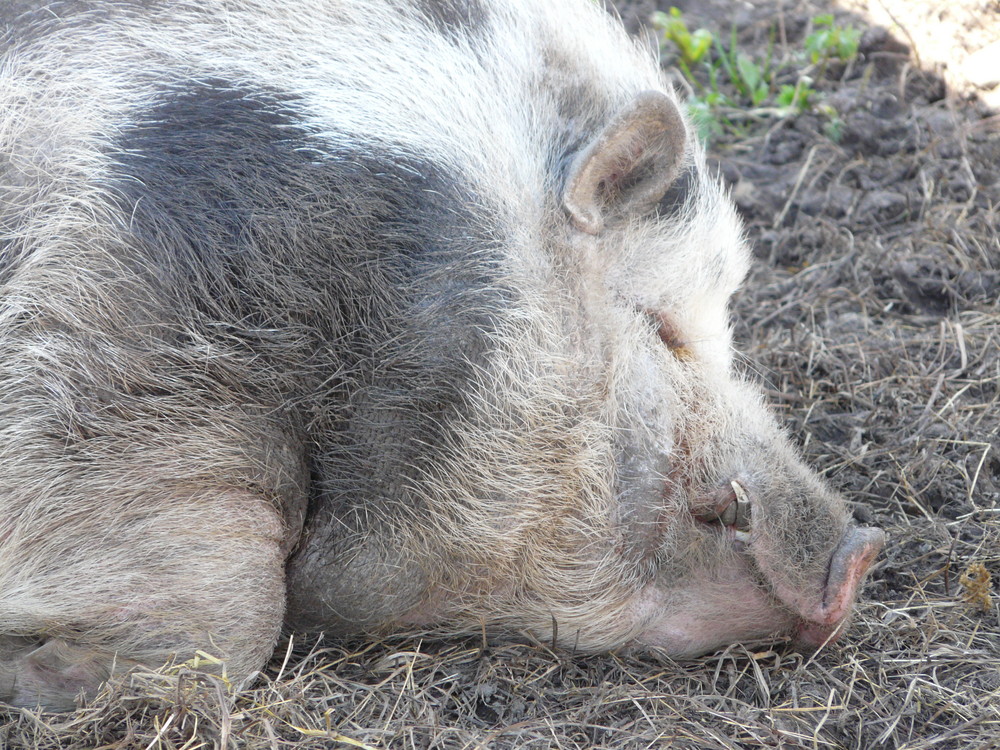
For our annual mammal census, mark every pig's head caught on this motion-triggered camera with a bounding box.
[547,88,884,655]
[434,87,884,657]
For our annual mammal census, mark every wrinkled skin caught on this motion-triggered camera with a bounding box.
[0,0,883,711]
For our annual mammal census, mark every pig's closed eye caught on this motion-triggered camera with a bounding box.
[647,311,693,360]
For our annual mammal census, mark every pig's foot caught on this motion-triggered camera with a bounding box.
[0,486,296,712]
[0,636,129,711]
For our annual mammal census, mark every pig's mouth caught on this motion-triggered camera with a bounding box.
[695,481,885,649]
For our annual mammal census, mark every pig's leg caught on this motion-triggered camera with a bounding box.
[0,637,127,712]
[0,487,291,710]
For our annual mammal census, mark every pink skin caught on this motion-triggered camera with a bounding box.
[632,553,799,656]
[634,525,885,655]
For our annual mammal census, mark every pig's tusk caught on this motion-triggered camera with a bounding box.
[694,481,752,533]
[729,481,752,532]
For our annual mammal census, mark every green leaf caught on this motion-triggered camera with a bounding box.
[837,27,862,60]
[736,53,762,92]
[689,29,713,63]
[776,84,797,107]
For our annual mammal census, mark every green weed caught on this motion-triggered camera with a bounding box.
[776,77,816,113]
[651,8,713,81]
[652,7,861,142]
[805,14,862,65]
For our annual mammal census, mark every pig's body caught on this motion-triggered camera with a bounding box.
[0,0,883,711]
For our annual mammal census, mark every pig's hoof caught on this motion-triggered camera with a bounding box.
[0,637,115,711]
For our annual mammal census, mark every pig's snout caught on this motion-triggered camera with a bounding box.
[818,525,885,626]
[793,525,885,648]
[691,477,884,651]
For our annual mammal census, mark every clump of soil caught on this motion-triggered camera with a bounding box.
[4,1,997,748]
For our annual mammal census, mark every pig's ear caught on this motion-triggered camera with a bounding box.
[562,90,687,235]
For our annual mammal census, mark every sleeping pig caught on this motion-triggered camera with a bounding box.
[0,0,883,710]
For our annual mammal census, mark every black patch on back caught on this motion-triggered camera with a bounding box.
[0,1,162,50]
[105,77,509,515]
[414,0,488,40]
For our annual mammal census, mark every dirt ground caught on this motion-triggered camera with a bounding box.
[3,1,998,748]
